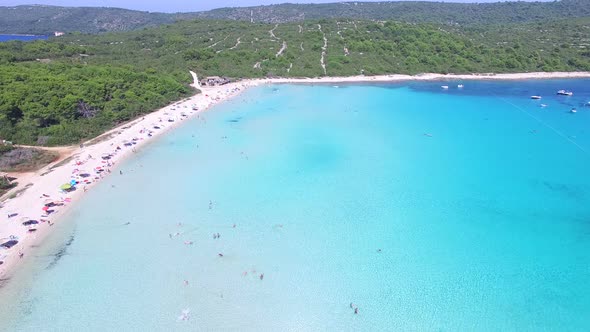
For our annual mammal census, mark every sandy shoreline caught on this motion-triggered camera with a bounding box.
[1,70,589,279]
[0,74,262,279]
[268,71,590,83]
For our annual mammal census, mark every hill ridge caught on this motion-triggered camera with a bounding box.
[1,1,589,34]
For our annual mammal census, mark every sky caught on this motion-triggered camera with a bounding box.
[1,0,530,13]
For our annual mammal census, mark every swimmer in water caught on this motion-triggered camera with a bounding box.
[260,273,264,280]
[178,308,190,321]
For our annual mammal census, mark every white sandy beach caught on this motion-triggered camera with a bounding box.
[270,71,590,83]
[0,73,262,278]
[1,70,590,278]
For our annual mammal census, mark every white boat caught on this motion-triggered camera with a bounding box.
[531,95,542,100]
[540,104,547,107]
[570,108,577,113]
[557,90,573,96]
[457,84,464,88]
[441,85,449,89]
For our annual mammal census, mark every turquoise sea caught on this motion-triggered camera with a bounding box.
[1,81,589,331]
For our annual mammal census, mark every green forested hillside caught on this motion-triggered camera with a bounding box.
[1,1,590,35]
[0,5,174,34]
[1,18,589,146]
[192,0,590,26]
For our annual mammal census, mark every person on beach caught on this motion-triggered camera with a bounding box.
[119,170,123,175]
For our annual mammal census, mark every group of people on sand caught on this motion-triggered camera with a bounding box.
[2,82,259,312]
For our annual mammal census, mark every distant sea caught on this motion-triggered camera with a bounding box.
[0,80,589,331]
[0,34,48,42]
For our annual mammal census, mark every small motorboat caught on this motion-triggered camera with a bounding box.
[557,90,573,96]
[531,95,542,100]
[570,108,577,113]
[457,84,464,88]
[540,104,547,107]
[441,85,449,89]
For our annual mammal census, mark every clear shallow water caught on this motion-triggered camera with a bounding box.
[1,81,590,331]
[0,34,48,42]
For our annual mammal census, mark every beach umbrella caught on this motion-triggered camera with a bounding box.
[60,183,72,190]
[42,206,49,211]
[70,179,77,186]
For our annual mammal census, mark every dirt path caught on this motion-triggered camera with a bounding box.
[276,41,287,57]
[229,37,241,50]
[318,24,328,75]
[269,24,278,39]
[207,35,229,49]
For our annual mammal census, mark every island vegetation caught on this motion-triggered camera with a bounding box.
[1,0,589,34]
[0,14,589,146]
